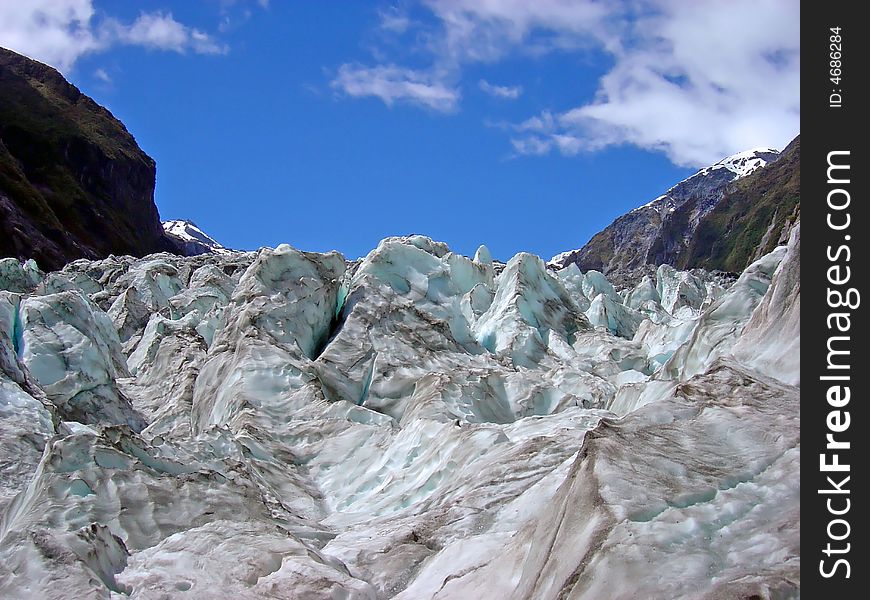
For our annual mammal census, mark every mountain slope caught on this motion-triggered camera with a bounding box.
[678,136,800,272]
[551,145,787,284]
[0,47,176,271]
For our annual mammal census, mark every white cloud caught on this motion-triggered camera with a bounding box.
[0,0,99,71]
[331,64,460,113]
[332,1,609,117]
[104,12,227,56]
[0,0,227,73]
[379,7,412,34]
[335,0,799,166]
[120,13,189,50]
[514,111,556,133]
[509,0,800,165]
[510,136,551,156]
[93,67,111,83]
[424,0,619,64]
[478,79,522,99]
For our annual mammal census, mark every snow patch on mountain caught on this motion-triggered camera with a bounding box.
[163,220,232,256]
[701,147,780,178]
[628,194,669,214]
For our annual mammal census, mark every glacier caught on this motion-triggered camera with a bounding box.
[0,230,800,598]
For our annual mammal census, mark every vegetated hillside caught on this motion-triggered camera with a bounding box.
[678,136,800,273]
[0,47,176,271]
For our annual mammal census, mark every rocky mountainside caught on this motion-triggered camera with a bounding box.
[0,47,177,271]
[551,143,796,285]
[679,136,800,272]
[0,228,799,598]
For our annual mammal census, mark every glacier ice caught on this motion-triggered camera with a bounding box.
[0,232,800,598]
[20,290,145,431]
[733,223,800,386]
[0,258,42,294]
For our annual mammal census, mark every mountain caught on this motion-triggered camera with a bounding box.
[0,47,176,271]
[550,144,792,285]
[0,231,799,598]
[678,136,800,272]
[163,219,232,256]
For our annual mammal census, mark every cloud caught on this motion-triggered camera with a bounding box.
[331,2,609,117]
[0,0,99,71]
[333,0,799,166]
[509,0,800,165]
[378,7,412,34]
[510,136,551,156]
[331,63,460,113]
[0,0,226,73]
[108,12,227,55]
[514,111,555,133]
[93,67,111,83]
[478,79,522,99]
[422,0,618,65]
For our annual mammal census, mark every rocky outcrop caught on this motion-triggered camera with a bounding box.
[0,47,177,271]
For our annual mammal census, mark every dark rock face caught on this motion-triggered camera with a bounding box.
[0,47,177,271]
[552,143,795,286]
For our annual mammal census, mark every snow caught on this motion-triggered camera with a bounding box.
[547,248,577,268]
[698,147,780,178]
[0,232,800,598]
[628,194,669,214]
[162,219,233,255]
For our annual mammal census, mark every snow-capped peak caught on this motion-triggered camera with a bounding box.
[547,146,782,269]
[700,147,780,178]
[618,148,780,219]
[548,249,577,268]
[619,147,781,217]
[163,219,232,255]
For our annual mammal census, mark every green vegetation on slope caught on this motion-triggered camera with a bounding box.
[1,47,173,271]
[679,137,800,273]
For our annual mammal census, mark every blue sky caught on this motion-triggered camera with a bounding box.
[1,1,800,261]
